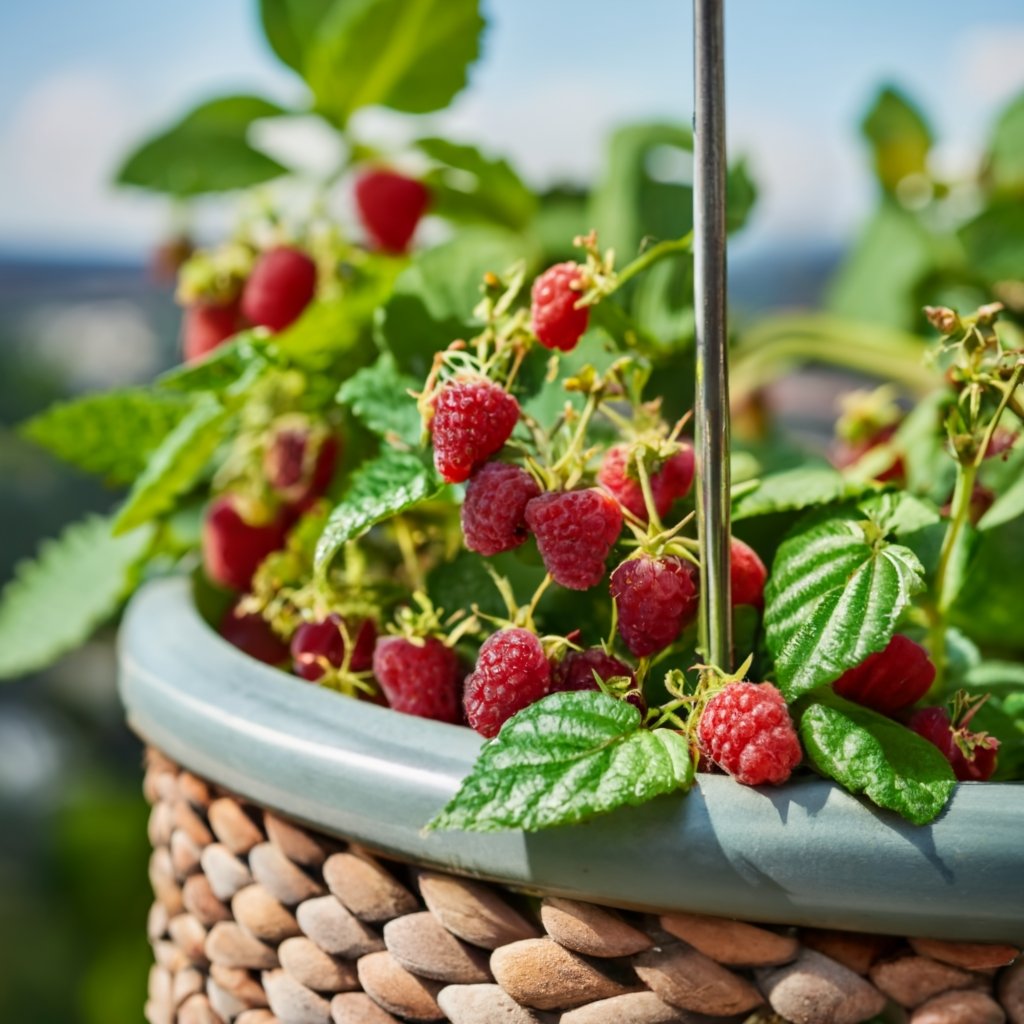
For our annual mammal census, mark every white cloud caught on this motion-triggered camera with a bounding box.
[960,27,1024,104]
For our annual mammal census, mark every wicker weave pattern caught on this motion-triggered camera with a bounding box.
[142,749,1024,1024]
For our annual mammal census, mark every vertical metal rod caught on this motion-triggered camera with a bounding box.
[693,0,733,668]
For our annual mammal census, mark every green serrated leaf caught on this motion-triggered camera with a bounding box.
[306,0,484,127]
[376,228,527,378]
[115,94,290,196]
[314,448,442,576]
[114,397,229,534]
[0,515,153,679]
[429,692,693,833]
[800,696,956,825]
[858,491,941,536]
[764,511,925,700]
[732,465,866,521]
[20,389,192,485]
[418,137,537,231]
[336,355,421,446]
[157,334,267,392]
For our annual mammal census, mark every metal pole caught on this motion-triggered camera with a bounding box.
[693,0,733,668]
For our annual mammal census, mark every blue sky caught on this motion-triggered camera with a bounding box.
[1,0,1022,254]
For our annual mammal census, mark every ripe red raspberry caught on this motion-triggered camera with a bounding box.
[182,300,244,363]
[218,602,289,666]
[833,634,935,716]
[264,423,340,511]
[430,379,520,484]
[463,628,551,738]
[524,489,623,590]
[551,648,644,714]
[241,246,317,333]
[698,682,802,786]
[291,614,377,682]
[354,169,430,254]
[832,424,904,484]
[461,462,540,556]
[373,636,462,723]
[202,496,290,592]
[597,444,695,521]
[909,707,1000,782]
[610,554,699,657]
[731,538,768,608]
[531,262,589,351]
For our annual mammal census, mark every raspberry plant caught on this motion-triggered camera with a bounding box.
[2,0,1022,836]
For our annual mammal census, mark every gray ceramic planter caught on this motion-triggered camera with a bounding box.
[119,577,1024,944]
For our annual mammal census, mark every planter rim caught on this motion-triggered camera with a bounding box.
[119,577,1024,943]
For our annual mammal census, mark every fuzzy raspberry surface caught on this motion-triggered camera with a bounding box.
[730,538,768,609]
[354,169,430,254]
[461,461,540,556]
[524,488,623,590]
[431,379,520,484]
[219,603,289,666]
[530,262,589,351]
[698,681,802,786]
[183,300,244,363]
[597,444,695,521]
[241,246,318,333]
[373,636,462,724]
[290,614,377,682]
[201,496,290,592]
[551,648,644,713]
[463,628,551,738]
[833,634,935,716]
[610,554,699,657]
[909,707,999,782]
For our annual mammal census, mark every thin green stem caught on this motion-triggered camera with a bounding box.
[613,233,693,290]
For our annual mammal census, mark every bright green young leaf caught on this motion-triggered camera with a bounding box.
[0,515,153,679]
[826,201,936,330]
[858,491,941,536]
[988,90,1024,195]
[116,95,290,196]
[158,334,268,393]
[113,397,229,534]
[800,696,956,825]
[306,0,484,126]
[376,228,526,377]
[732,465,866,521]
[429,692,693,833]
[314,449,442,575]
[418,137,537,231]
[860,85,933,193]
[764,510,925,700]
[959,200,1024,282]
[336,355,422,446]
[20,390,192,485]
[259,0,336,73]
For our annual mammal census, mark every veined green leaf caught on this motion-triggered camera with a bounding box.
[764,510,925,699]
[800,695,956,825]
[306,0,483,126]
[336,355,422,446]
[20,389,192,485]
[429,692,693,833]
[259,0,335,73]
[0,515,153,679]
[113,397,229,534]
[157,333,268,392]
[314,448,441,575]
[732,465,866,521]
[115,94,290,196]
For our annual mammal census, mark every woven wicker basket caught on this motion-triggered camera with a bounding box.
[123,580,1024,1024]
